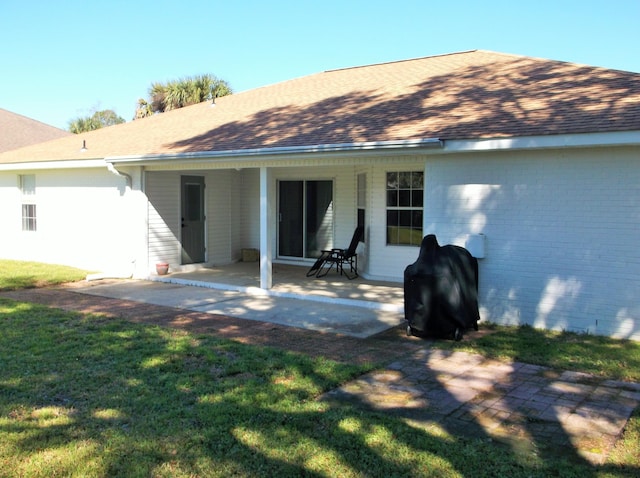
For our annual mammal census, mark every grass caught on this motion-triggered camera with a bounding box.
[0,259,88,291]
[0,260,639,476]
[0,301,375,477]
[433,323,640,382]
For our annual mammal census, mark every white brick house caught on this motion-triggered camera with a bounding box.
[1,50,638,339]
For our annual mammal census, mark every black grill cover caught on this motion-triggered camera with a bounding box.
[404,235,480,340]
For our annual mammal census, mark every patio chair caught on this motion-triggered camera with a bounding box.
[306,249,333,277]
[315,226,364,280]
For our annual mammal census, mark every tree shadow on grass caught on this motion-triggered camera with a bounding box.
[0,300,637,476]
[319,326,640,476]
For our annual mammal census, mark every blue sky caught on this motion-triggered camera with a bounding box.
[1,0,638,130]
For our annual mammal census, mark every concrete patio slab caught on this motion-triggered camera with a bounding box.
[72,280,404,338]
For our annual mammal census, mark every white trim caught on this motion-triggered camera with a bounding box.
[105,131,640,165]
[105,138,444,164]
[443,131,640,153]
[0,159,107,171]
[2,130,637,172]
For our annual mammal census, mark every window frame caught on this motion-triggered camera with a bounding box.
[385,171,423,246]
[357,173,366,242]
[19,174,37,232]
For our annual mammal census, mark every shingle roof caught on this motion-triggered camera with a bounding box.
[1,50,639,164]
[0,108,70,153]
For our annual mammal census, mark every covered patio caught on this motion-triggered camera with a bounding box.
[77,262,406,337]
[152,262,404,313]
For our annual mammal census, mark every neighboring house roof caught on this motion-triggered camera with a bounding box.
[0,108,70,153]
[1,50,639,165]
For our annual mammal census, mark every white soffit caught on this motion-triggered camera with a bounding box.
[0,159,107,171]
[105,138,444,165]
[444,131,640,153]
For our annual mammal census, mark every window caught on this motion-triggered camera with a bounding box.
[357,173,366,241]
[20,174,37,231]
[386,171,423,245]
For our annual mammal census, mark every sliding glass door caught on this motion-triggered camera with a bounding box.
[278,180,333,258]
[278,181,304,257]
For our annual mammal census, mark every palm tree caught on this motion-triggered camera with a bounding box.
[138,74,232,117]
[68,109,125,133]
[134,99,153,119]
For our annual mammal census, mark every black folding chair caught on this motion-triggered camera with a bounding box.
[306,250,332,277]
[316,226,364,280]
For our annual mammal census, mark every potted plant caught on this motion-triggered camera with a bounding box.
[156,262,169,275]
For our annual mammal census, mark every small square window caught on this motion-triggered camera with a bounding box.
[398,189,411,207]
[19,175,37,232]
[411,172,424,188]
[412,190,423,207]
[386,190,398,207]
[398,172,412,188]
[22,204,37,231]
[386,172,398,189]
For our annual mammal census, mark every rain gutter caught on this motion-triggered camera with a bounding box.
[105,138,444,164]
[106,162,132,188]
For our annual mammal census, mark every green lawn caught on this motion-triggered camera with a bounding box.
[0,259,88,291]
[0,261,639,476]
[434,323,640,383]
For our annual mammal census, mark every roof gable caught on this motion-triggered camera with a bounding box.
[1,50,639,164]
[0,108,71,153]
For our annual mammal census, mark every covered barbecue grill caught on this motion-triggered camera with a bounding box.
[404,235,480,340]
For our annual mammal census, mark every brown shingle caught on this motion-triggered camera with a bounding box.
[0,108,70,153]
[1,50,639,164]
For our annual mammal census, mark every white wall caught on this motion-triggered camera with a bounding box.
[422,146,640,340]
[207,169,234,264]
[146,169,245,270]
[146,172,181,269]
[240,169,261,251]
[0,173,21,234]
[0,168,133,273]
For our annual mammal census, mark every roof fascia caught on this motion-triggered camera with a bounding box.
[0,158,107,172]
[444,131,640,153]
[105,138,444,165]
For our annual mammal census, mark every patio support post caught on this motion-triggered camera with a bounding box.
[259,167,273,289]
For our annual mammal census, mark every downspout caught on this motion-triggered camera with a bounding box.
[107,162,132,189]
[86,162,135,281]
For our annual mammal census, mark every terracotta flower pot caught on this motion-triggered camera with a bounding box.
[156,263,169,275]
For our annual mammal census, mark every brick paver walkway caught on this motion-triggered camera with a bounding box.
[2,283,639,465]
[322,349,640,465]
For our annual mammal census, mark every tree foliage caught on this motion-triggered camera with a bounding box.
[68,109,125,133]
[135,74,232,119]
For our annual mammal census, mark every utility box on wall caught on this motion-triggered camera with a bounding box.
[465,234,486,259]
